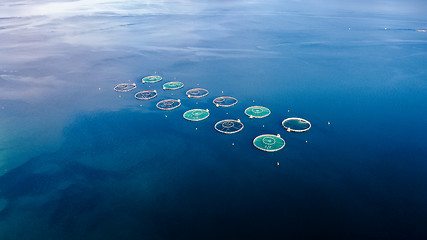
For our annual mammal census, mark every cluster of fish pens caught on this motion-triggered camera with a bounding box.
[114,75,311,152]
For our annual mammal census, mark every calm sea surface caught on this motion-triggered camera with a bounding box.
[1,0,427,239]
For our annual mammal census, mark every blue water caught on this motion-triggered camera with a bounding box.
[1,1,427,239]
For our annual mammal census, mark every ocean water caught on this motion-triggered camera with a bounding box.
[1,0,427,239]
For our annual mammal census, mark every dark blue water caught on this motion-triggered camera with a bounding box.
[1,1,427,239]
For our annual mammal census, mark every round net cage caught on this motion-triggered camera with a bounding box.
[156,99,181,110]
[114,83,136,92]
[253,134,285,152]
[186,88,209,98]
[245,106,271,118]
[135,90,157,100]
[282,117,311,132]
[183,109,209,121]
[142,75,162,84]
[214,119,244,134]
[213,96,238,107]
[163,81,184,90]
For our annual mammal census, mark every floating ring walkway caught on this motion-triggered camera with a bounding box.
[213,96,238,107]
[142,75,162,84]
[186,88,209,98]
[214,119,244,134]
[135,90,157,100]
[282,117,311,132]
[183,109,210,121]
[253,134,285,152]
[163,81,184,90]
[114,83,136,92]
[245,106,271,118]
[156,99,181,110]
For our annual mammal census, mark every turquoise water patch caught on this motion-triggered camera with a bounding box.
[0,198,8,212]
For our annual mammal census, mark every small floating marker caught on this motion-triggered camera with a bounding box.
[196,102,198,104]
[140,105,142,107]
[216,104,219,107]
[232,143,234,146]
[165,115,167,118]
[226,112,228,114]
[253,100,255,102]
[288,110,290,112]
[196,127,198,130]
[328,122,330,125]
[222,90,223,94]
[277,162,279,166]
[119,95,122,98]
[237,119,241,122]
[262,125,264,127]
[206,109,209,112]
[98,88,101,91]
[306,140,308,143]
[277,134,281,137]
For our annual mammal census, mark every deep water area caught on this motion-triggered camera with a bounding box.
[1,0,427,239]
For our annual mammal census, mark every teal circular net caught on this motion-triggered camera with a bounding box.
[214,119,244,134]
[142,75,162,84]
[163,81,184,90]
[114,83,136,92]
[245,106,271,118]
[183,109,209,121]
[186,88,209,98]
[253,134,285,152]
[282,118,311,132]
[135,90,157,100]
[213,96,238,107]
[156,99,181,110]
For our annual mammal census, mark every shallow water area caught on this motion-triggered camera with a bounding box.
[1,0,427,239]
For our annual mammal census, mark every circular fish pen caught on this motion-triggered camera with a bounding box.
[245,106,271,118]
[135,90,157,100]
[114,83,136,92]
[183,109,210,121]
[186,88,209,98]
[214,119,244,134]
[213,96,238,107]
[156,99,181,110]
[142,75,162,84]
[163,81,184,90]
[282,117,311,132]
[253,134,285,152]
